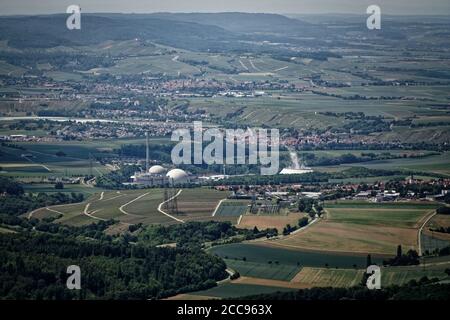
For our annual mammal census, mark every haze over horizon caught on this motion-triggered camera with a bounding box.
[0,0,449,16]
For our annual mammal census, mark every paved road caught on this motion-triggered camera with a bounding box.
[157,189,185,223]
[418,210,437,256]
[119,192,150,216]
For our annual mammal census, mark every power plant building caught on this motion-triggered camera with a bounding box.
[130,133,192,186]
[132,166,191,186]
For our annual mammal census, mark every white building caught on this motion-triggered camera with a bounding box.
[132,166,191,186]
[166,169,190,185]
[279,165,313,175]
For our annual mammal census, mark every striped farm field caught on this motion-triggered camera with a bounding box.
[326,208,429,228]
[209,243,382,282]
[189,283,295,299]
[269,201,439,255]
[177,188,229,221]
[215,200,249,217]
[381,262,450,286]
[291,267,364,288]
[238,212,306,232]
[223,259,301,281]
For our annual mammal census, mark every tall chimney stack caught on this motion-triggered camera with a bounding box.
[145,132,149,171]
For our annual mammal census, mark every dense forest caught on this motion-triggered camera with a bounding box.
[0,230,227,299]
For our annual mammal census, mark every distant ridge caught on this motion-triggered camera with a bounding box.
[0,14,235,49]
[148,12,311,33]
[0,12,319,53]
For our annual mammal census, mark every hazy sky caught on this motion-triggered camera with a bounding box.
[0,0,449,15]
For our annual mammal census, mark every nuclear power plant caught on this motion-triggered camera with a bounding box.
[131,165,191,186]
[130,132,192,186]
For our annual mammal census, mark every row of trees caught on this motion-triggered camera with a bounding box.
[0,177,85,216]
[383,245,420,266]
[138,221,277,248]
[0,192,84,217]
[210,167,419,187]
[281,217,310,236]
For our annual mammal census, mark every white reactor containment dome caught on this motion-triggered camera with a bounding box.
[148,165,166,175]
[166,169,189,184]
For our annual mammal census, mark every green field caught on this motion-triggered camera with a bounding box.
[114,189,176,225]
[297,149,448,178]
[0,60,26,76]
[270,201,438,255]
[44,71,84,82]
[29,187,235,227]
[215,201,249,217]
[327,209,430,228]
[324,201,440,210]
[22,183,107,196]
[381,263,450,286]
[186,92,446,130]
[31,189,175,226]
[0,143,110,177]
[38,203,93,226]
[223,259,300,281]
[325,202,439,228]
[293,267,364,288]
[187,262,450,298]
[345,152,450,176]
[209,243,382,281]
[0,136,171,178]
[97,55,202,76]
[176,188,230,222]
[421,233,450,254]
[291,262,450,288]
[319,85,450,102]
[190,283,294,299]
[328,175,437,184]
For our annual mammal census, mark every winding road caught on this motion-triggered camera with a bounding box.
[157,189,185,223]
[119,192,151,216]
[418,210,437,256]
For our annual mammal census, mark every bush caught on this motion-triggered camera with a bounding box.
[436,206,450,215]
[298,217,309,228]
[54,182,64,189]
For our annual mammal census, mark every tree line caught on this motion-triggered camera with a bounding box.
[0,177,84,216]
